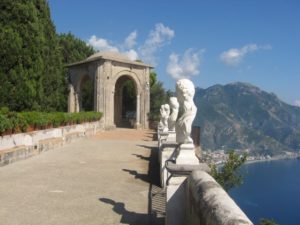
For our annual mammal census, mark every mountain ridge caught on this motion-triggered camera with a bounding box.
[193,82,300,155]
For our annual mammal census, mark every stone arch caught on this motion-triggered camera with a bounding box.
[67,51,152,129]
[113,75,137,127]
[80,75,94,111]
[113,70,142,94]
[74,74,94,112]
[112,71,143,128]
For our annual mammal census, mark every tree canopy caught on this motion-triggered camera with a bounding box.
[260,218,279,225]
[58,32,94,65]
[0,1,95,112]
[0,0,65,111]
[149,71,172,121]
[210,150,247,191]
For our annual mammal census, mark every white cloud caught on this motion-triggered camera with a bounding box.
[125,49,138,61]
[139,23,175,65]
[166,49,203,80]
[87,23,174,64]
[294,100,300,107]
[220,44,272,67]
[124,31,137,49]
[88,35,119,52]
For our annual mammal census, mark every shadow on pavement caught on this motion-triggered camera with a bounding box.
[122,169,150,183]
[102,141,165,224]
[99,198,152,225]
[132,153,151,161]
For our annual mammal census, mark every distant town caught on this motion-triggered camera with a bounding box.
[202,149,300,165]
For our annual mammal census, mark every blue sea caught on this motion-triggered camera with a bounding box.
[229,159,300,225]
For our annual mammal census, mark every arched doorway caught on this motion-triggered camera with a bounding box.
[78,75,94,111]
[114,76,137,128]
[68,51,151,129]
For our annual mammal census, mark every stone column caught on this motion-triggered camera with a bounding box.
[137,94,140,124]
[74,90,80,112]
[135,93,141,128]
[144,68,150,129]
[68,84,75,112]
[94,67,99,112]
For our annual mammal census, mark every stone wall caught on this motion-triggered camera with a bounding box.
[0,120,103,167]
[186,170,253,225]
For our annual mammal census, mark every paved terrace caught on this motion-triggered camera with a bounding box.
[0,129,165,225]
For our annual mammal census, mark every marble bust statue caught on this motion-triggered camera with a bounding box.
[168,97,179,132]
[159,104,170,132]
[175,79,197,144]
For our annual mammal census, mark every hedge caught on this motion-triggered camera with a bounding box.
[0,108,102,135]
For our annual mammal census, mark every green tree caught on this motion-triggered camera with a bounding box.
[122,79,136,116]
[58,32,95,64]
[260,218,279,225]
[38,0,66,111]
[210,150,247,191]
[0,0,66,111]
[149,71,171,121]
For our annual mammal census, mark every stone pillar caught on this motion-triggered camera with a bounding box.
[110,87,116,127]
[144,68,150,129]
[166,177,187,225]
[94,67,100,112]
[136,94,140,124]
[135,93,141,129]
[74,90,80,112]
[68,84,75,112]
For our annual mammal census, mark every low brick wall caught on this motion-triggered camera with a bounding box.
[0,120,103,167]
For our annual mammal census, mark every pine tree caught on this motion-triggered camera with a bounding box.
[58,32,94,64]
[0,0,66,111]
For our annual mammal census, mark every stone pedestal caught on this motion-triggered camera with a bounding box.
[176,143,199,165]
[166,131,176,142]
[158,131,169,148]
[134,123,142,129]
[166,177,187,225]
[159,142,177,188]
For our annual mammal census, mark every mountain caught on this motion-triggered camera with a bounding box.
[193,82,300,155]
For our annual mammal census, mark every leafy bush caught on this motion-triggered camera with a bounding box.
[0,111,103,135]
[0,114,11,134]
[210,150,247,191]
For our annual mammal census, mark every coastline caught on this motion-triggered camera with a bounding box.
[245,154,300,165]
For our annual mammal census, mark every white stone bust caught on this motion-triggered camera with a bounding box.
[175,79,197,144]
[159,104,170,132]
[168,97,179,132]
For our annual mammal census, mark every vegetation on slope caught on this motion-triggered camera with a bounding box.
[194,82,300,155]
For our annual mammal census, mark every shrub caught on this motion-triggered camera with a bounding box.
[0,114,11,134]
[0,111,103,135]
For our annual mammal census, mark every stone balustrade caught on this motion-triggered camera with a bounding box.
[157,128,253,225]
[186,170,253,225]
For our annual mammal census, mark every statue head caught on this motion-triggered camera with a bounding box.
[164,104,170,115]
[176,79,195,104]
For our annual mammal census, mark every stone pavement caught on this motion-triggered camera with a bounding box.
[0,128,165,225]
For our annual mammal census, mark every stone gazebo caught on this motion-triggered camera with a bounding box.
[67,52,153,129]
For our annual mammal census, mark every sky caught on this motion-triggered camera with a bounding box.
[48,0,300,106]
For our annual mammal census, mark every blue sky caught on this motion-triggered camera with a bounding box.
[49,0,300,105]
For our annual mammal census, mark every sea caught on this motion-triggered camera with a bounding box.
[229,159,300,225]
